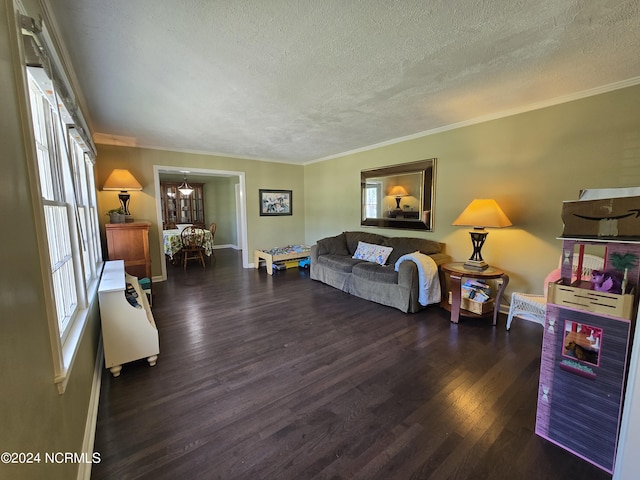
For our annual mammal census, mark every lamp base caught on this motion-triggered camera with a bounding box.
[462,259,489,271]
[118,191,132,215]
[464,229,489,270]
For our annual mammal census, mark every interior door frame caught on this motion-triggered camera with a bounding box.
[153,165,249,281]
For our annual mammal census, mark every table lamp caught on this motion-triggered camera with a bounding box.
[388,185,409,210]
[452,199,512,270]
[103,169,143,219]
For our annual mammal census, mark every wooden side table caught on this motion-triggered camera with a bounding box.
[441,262,509,325]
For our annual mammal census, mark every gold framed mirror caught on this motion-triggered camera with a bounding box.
[361,159,436,231]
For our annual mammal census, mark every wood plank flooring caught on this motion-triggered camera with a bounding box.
[91,249,613,480]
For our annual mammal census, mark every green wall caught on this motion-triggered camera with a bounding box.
[304,84,640,296]
[204,176,239,246]
[0,1,101,479]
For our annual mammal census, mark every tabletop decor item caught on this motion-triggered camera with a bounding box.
[106,208,125,224]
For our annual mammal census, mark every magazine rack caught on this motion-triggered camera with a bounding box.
[98,260,159,377]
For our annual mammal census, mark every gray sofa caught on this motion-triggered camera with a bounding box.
[310,231,451,313]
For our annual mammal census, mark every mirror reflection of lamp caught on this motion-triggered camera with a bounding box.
[103,169,143,219]
[452,199,512,270]
[388,185,409,210]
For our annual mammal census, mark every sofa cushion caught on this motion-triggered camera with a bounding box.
[317,254,363,273]
[352,241,394,266]
[316,232,349,256]
[385,237,443,265]
[352,262,399,284]
[344,231,387,255]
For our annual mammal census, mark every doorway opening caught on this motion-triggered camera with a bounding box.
[153,165,248,281]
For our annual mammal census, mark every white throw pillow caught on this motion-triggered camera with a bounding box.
[352,241,393,266]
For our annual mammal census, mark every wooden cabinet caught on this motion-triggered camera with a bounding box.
[105,221,151,279]
[535,238,640,473]
[160,181,205,226]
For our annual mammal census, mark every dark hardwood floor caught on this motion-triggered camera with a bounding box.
[91,249,612,480]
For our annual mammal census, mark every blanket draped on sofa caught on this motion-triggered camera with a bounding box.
[394,252,441,306]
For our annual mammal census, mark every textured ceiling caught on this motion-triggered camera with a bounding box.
[48,0,640,164]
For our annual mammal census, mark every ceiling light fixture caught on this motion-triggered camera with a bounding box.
[178,173,194,196]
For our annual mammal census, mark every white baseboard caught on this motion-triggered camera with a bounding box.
[213,243,239,250]
[77,338,103,480]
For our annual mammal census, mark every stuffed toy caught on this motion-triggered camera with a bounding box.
[591,270,623,294]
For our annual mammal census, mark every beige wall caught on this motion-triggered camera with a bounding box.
[96,145,306,278]
[304,84,640,298]
[0,1,101,479]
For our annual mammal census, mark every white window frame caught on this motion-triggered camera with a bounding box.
[70,130,102,285]
[364,182,383,218]
[18,22,102,393]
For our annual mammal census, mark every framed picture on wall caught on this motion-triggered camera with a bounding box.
[259,189,292,216]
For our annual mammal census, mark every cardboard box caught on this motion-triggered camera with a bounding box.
[561,195,640,239]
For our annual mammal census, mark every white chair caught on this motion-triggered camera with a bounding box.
[506,254,604,331]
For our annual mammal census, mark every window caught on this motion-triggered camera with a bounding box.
[364,182,382,218]
[26,64,101,392]
[70,129,102,285]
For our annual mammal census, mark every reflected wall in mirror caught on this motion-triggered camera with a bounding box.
[361,159,436,231]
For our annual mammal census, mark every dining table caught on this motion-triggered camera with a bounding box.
[163,228,214,259]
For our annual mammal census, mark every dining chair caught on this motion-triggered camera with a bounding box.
[180,226,206,270]
[506,253,604,331]
[208,222,217,261]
